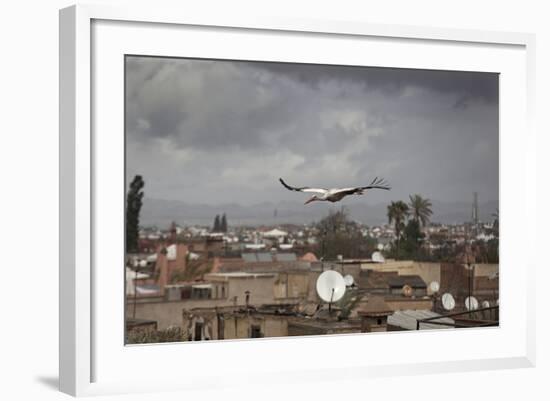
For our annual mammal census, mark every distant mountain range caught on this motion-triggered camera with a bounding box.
[140,197,499,228]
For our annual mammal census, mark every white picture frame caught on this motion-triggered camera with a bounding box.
[59,4,536,397]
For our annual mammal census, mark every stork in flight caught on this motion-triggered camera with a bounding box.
[279,177,391,204]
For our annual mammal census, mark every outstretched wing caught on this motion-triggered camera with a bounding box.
[359,177,391,191]
[279,178,327,194]
[333,177,391,197]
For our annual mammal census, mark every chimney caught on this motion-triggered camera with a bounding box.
[156,245,169,295]
[174,243,188,273]
[211,256,221,273]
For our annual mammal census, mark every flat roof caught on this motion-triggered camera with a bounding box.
[388,310,454,330]
[288,318,362,330]
[206,272,276,279]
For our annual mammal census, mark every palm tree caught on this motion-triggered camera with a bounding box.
[408,194,433,227]
[387,201,409,257]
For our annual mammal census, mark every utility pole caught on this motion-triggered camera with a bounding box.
[472,192,479,238]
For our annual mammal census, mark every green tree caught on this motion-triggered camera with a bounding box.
[401,219,425,258]
[213,214,220,232]
[387,200,409,258]
[337,290,363,320]
[126,175,144,253]
[408,194,433,227]
[220,213,228,232]
[486,238,499,263]
[315,208,374,260]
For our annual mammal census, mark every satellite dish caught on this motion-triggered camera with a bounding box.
[343,274,354,287]
[442,293,455,311]
[429,281,440,293]
[377,243,384,251]
[371,251,385,263]
[482,300,490,308]
[465,296,479,311]
[316,270,346,303]
[402,284,413,297]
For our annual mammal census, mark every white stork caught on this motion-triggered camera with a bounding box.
[279,177,390,204]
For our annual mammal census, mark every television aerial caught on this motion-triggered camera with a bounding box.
[429,281,440,293]
[343,274,355,287]
[371,251,385,263]
[441,293,455,311]
[464,296,479,311]
[316,270,346,305]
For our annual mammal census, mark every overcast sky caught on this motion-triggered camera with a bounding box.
[125,56,498,206]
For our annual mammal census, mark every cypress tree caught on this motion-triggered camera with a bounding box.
[126,175,144,253]
[221,213,228,232]
[213,214,220,232]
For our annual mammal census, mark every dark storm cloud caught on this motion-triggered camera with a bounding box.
[250,62,498,105]
[125,56,498,205]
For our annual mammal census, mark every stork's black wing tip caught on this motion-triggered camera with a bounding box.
[364,176,391,191]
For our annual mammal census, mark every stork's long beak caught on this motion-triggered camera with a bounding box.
[304,197,315,205]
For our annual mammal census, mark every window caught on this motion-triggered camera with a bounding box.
[250,324,263,338]
[194,322,203,341]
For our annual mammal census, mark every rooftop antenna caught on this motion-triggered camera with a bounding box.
[316,270,346,312]
[472,192,479,237]
[442,293,456,311]
[320,229,327,272]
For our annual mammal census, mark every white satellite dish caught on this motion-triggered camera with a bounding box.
[465,296,479,311]
[371,251,385,263]
[377,243,384,251]
[482,300,490,308]
[343,274,354,287]
[442,293,455,311]
[316,270,346,303]
[429,281,440,293]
